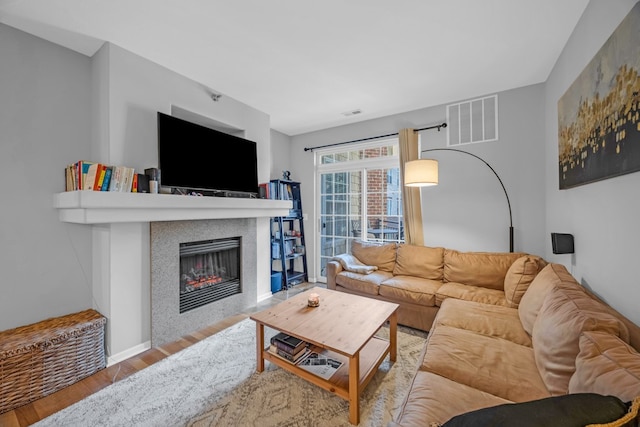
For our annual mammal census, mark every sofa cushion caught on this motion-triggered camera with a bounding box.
[379,275,440,307]
[392,371,511,427]
[440,393,632,427]
[569,331,640,402]
[335,270,392,296]
[532,283,630,395]
[443,249,526,290]
[421,325,549,402]
[503,255,547,308]
[518,263,580,335]
[435,282,509,307]
[434,299,532,347]
[351,240,397,272]
[393,244,444,281]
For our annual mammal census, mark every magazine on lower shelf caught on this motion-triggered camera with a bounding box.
[296,351,343,380]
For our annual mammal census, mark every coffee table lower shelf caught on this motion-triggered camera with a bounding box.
[262,336,390,401]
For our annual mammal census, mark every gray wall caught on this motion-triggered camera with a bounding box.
[0,27,274,334]
[291,84,547,280]
[420,84,545,254]
[544,0,640,325]
[0,24,93,330]
[270,129,293,180]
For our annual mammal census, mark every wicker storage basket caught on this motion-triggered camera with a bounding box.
[0,309,106,414]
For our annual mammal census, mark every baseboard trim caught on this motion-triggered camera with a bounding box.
[257,291,273,303]
[107,341,151,366]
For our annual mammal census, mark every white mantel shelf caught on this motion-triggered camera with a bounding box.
[54,191,293,224]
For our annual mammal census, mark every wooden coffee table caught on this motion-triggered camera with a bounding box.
[250,287,399,425]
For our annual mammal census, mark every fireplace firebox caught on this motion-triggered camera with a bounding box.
[179,237,241,313]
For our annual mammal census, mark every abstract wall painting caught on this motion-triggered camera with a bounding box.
[557,3,640,190]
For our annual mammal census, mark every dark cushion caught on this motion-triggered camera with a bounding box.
[441,393,632,427]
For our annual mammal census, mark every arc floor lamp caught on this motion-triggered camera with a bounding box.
[404,148,514,252]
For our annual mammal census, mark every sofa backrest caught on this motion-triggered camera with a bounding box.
[532,279,630,395]
[518,263,571,334]
[351,240,397,272]
[393,244,444,280]
[443,249,527,290]
[569,331,640,402]
[519,263,640,352]
[581,284,640,353]
[516,262,640,399]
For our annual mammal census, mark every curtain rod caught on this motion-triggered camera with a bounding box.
[303,122,447,152]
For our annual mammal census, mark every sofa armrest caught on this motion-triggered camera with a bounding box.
[326,260,343,290]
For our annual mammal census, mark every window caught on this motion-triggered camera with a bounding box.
[316,140,404,279]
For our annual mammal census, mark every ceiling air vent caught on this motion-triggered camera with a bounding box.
[447,95,498,146]
[342,109,362,117]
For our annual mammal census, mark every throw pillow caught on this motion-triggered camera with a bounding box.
[570,331,640,402]
[440,393,633,427]
[503,255,547,308]
[331,254,377,274]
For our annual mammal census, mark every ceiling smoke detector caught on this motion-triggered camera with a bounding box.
[342,109,362,117]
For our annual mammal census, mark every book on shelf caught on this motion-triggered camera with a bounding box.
[270,332,306,355]
[271,339,306,358]
[65,164,74,191]
[64,161,139,192]
[268,344,309,363]
[284,240,295,256]
[75,160,94,191]
[275,182,293,200]
[108,166,123,192]
[258,182,269,199]
[118,166,135,192]
[271,241,281,259]
[94,164,107,191]
[82,162,100,190]
[100,166,113,191]
[267,181,276,199]
[107,165,135,192]
[131,173,139,193]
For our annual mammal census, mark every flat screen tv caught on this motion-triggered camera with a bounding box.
[157,112,258,197]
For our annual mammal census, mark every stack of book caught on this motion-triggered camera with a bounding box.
[64,160,144,193]
[268,332,308,363]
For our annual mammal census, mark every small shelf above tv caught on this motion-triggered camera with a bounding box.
[54,191,292,224]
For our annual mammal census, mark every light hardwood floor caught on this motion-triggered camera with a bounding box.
[0,283,321,427]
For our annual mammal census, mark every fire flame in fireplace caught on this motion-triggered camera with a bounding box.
[181,267,226,293]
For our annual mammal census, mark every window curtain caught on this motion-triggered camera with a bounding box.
[399,128,424,246]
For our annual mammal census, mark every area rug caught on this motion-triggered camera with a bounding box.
[34,318,427,427]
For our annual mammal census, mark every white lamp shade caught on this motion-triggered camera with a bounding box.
[404,159,439,187]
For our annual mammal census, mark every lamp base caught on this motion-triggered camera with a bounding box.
[509,226,514,253]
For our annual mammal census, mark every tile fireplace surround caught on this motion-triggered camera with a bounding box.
[150,218,256,347]
[54,191,291,364]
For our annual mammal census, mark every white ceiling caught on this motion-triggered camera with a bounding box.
[0,0,589,136]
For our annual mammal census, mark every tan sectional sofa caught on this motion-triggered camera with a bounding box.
[326,241,640,425]
[327,240,547,332]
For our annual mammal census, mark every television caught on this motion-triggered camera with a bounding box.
[157,112,259,197]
